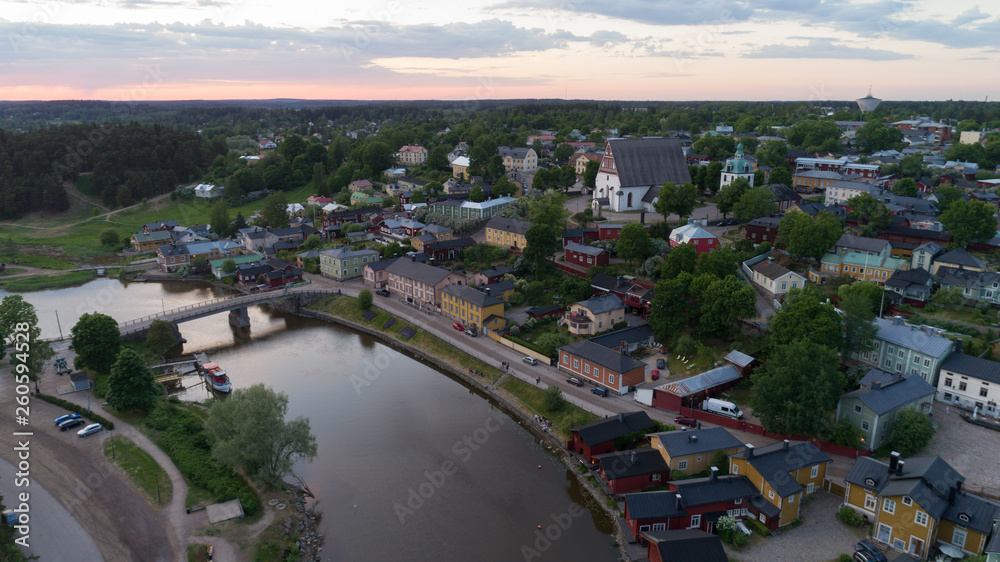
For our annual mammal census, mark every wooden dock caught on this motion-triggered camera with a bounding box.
[150,353,212,385]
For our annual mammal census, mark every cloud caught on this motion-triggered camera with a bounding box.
[489,0,753,26]
[743,38,914,60]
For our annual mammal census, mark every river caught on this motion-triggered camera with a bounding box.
[11,279,617,561]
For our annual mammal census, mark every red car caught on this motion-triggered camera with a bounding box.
[674,416,698,428]
[650,370,660,381]
[452,322,464,331]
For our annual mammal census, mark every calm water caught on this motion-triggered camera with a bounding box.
[11,280,616,561]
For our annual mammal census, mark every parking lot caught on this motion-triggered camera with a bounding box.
[925,401,1000,495]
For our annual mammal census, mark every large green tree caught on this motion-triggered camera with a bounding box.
[733,185,777,221]
[777,211,843,260]
[206,384,318,487]
[528,192,570,231]
[208,199,231,238]
[0,295,53,380]
[146,319,176,357]
[934,184,963,214]
[838,281,885,317]
[890,178,918,198]
[362,141,395,173]
[846,193,891,235]
[654,182,699,222]
[769,286,843,350]
[71,312,122,373]
[660,242,698,279]
[840,292,878,360]
[717,178,750,217]
[649,272,695,339]
[583,159,600,189]
[698,275,756,338]
[940,198,997,246]
[617,223,651,266]
[106,348,159,412]
[259,191,290,228]
[523,224,560,274]
[749,341,846,435]
[890,408,935,456]
[854,120,904,153]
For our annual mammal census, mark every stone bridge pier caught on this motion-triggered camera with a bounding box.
[229,307,251,337]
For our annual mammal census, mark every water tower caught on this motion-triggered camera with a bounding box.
[857,87,881,113]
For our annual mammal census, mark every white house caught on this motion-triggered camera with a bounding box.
[593,138,691,212]
[194,183,223,199]
[937,349,1000,418]
[751,261,806,298]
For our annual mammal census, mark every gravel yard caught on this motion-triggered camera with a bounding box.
[924,401,1000,496]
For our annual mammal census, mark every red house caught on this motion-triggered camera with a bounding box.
[322,206,383,228]
[564,242,610,267]
[640,529,727,562]
[597,222,627,241]
[424,237,475,262]
[264,267,302,288]
[669,222,719,254]
[567,412,657,462]
[562,228,598,248]
[594,449,671,494]
[623,471,757,538]
[686,153,710,166]
[744,216,781,245]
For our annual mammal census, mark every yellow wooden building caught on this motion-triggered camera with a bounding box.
[729,440,831,530]
[440,283,505,332]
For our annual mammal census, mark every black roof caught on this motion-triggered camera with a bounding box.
[841,374,935,416]
[672,474,759,507]
[559,340,645,374]
[768,183,801,202]
[940,352,1000,385]
[572,411,657,446]
[880,224,952,242]
[606,137,691,188]
[885,267,932,289]
[747,216,781,229]
[732,441,831,497]
[595,448,670,479]
[478,265,513,279]
[936,248,986,269]
[649,427,744,458]
[642,530,727,562]
[624,491,684,519]
[485,216,532,235]
[426,237,476,251]
[366,258,399,272]
[588,324,654,350]
[591,273,631,293]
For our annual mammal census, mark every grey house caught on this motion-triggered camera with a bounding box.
[836,369,935,450]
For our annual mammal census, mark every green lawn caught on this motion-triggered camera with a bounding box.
[0,270,97,291]
[500,377,599,440]
[0,253,76,270]
[103,435,173,508]
[0,267,27,276]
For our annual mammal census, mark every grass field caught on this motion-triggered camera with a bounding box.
[103,435,173,508]
[0,270,97,291]
[0,267,27,276]
[499,377,599,440]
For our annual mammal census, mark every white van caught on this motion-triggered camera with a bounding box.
[704,398,743,419]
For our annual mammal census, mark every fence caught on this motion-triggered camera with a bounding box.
[740,250,773,279]
[554,261,588,279]
[678,406,871,460]
[486,331,553,365]
[824,479,846,497]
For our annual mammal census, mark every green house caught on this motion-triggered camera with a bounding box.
[836,369,935,450]
[209,253,263,279]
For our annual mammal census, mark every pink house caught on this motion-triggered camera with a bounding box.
[668,222,720,254]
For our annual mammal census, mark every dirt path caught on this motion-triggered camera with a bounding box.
[63,176,109,213]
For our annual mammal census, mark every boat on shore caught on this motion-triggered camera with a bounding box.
[201,361,232,393]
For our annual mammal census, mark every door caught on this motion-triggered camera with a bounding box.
[909,537,924,557]
[877,523,892,544]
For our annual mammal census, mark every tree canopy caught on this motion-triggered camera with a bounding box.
[106,348,160,412]
[749,341,846,436]
[840,292,878,360]
[768,286,843,350]
[71,312,122,374]
[259,191,290,229]
[617,223,651,266]
[940,198,997,246]
[0,295,52,380]
[732,185,776,221]
[654,182,699,222]
[846,193,891,235]
[854,120,904,153]
[890,408,935,456]
[890,178,918,197]
[146,319,176,357]
[697,275,756,338]
[524,224,560,274]
[777,211,843,260]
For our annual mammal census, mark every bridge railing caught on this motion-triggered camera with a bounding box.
[117,288,339,329]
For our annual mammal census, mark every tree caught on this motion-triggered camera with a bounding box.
[468,184,485,203]
[777,211,843,260]
[232,211,248,232]
[841,292,878,360]
[617,223,651,266]
[208,199,231,238]
[535,332,573,357]
[362,141,395,173]
[890,408,935,456]
[71,312,122,373]
[527,192,570,231]
[768,167,792,187]
[146,319,176,357]
[552,143,575,161]
[839,281,885,316]
[695,246,739,279]
[940,198,997,246]
[934,184,963,214]
[661,243,698,278]
[358,289,374,311]
[930,286,964,308]
[543,386,565,412]
[100,228,120,247]
[698,275,756,338]
[846,193,891,234]
[710,450,730,475]
[279,135,307,162]
[106,348,159,412]
[854,120,904,153]
[749,341,846,436]
[0,295,52,379]
[190,256,208,274]
[649,273,696,339]
[427,145,449,170]
[524,224,560,274]
[828,419,863,449]
[654,182,698,222]
[206,384,318,487]
[383,241,404,259]
[769,286,843,350]
[259,191,289,228]
[717,178,750,217]
[583,159,600,189]
[899,154,924,178]
[424,181,444,200]
[693,135,735,159]
[410,189,425,204]
[732,185,776,221]
[891,178,918,197]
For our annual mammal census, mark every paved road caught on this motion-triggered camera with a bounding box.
[0,456,102,561]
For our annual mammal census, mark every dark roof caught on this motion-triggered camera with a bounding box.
[485,216,532,235]
[747,216,781,229]
[672,474,759,507]
[836,234,890,254]
[442,283,503,308]
[841,374,935,416]
[265,268,302,280]
[649,427,744,458]
[624,491,685,519]
[753,261,796,281]
[426,237,476,252]
[564,241,606,256]
[576,294,626,314]
[591,273,631,293]
[385,259,456,286]
[365,258,399,272]
[859,368,899,388]
[940,352,1000,385]
[571,411,657,446]
[884,267,932,289]
[498,145,532,159]
[563,227,598,238]
[844,456,892,492]
[881,225,952,242]
[478,265,513,279]
[144,219,180,230]
[606,138,691,188]
[749,494,782,519]
[732,441,831,497]
[936,248,986,269]
[595,448,670,479]
[479,280,515,295]
[588,324,654,350]
[768,183,801,202]
[642,530,727,562]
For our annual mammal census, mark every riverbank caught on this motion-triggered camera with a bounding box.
[0,269,98,291]
[299,294,631,560]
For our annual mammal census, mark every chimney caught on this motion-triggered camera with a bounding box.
[746,444,754,459]
[949,485,958,505]
[411,255,416,262]
[889,451,900,473]
[710,466,719,481]
[955,339,964,354]
[675,493,683,508]
[782,439,790,451]
[871,381,882,391]
[640,211,645,225]
[696,421,702,430]
[896,460,905,475]
[893,316,904,326]
[687,217,694,225]
[630,450,636,464]
[618,412,625,423]
[485,287,491,296]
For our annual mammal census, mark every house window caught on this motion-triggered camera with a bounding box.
[883,498,896,514]
[768,490,775,500]
[609,374,615,385]
[678,460,688,470]
[981,387,989,397]
[573,359,579,369]
[563,355,569,364]
[788,494,795,503]
[651,473,661,482]
[854,404,862,414]
[810,466,819,478]
[912,356,919,364]
[924,359,930,367]
[689,514,701,528]
[914,511,928,526]
[652,523,666,531]
[584,364,590,374]
[862,421,870,431]
[888,346,894,354]
[884,359,892,367]
[952,529,967,548]
[734,498,742,505]
[865,495,877,510]
[959,382,967,391]
[902,496,912,506]
[898,350,904,358]
[945,378,953,387]
[759,513,766,524]
[807,483,815,494]
[944,393,952,401]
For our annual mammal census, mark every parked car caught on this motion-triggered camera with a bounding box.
[452,322,464,331]
[465,329,477,337]
[522,357,538,366]
[77,423,103,438]
[54,413,81,426]
[651,370,660,381]
[854,540,887,562]
[674,416,698,428]
[566,377,584,387]
[375,289,390,297]
[656,358,665,369]
[58,418,87,431]
[591,387,609,397]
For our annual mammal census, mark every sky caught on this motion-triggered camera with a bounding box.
[0,0,997,102]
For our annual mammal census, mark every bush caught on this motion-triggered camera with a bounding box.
[358,290,373,311]
[839,554,854,562]
[745,516,770,536]
[890,408,935,456]
[93,374,110,399]
[543,386,565,412]
[838,506,866,527]
[717,515,737,544]
[734,531,748,548]
[35,393,115,429]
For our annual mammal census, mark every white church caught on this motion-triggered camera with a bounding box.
[592,138,691,213]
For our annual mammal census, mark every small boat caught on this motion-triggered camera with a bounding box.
[201,362,232,393]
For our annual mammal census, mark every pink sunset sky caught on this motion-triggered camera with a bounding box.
[0,0,997,101]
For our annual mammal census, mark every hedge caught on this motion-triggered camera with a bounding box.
[35,393,116,430]
[504,334,553,358]
[745,516,771,536]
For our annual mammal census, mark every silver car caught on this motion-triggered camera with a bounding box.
[77,423,103,437]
